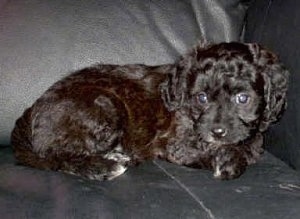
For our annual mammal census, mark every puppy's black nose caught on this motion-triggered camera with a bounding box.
[211,126,227,138]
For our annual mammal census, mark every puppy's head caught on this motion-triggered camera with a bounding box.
[161,42,289,145]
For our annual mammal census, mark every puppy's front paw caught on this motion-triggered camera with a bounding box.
[213,148,247,180]
[213,162,244,180]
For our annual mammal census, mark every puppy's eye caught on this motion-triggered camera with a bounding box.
[197,92,208,104]
[235,93,250,105]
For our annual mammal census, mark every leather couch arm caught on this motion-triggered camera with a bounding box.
[245,0,300,170]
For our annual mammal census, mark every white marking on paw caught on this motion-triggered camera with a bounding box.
[213,165,221,178]
[114,145,124,152]
[103,151,131,163]
[107,165,127,180]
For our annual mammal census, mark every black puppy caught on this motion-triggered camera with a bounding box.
[11,42,289,180]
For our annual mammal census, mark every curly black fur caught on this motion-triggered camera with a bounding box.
[11,42,289,180]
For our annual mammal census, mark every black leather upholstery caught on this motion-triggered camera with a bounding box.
[1,147,300,219]
[245,0,300,170]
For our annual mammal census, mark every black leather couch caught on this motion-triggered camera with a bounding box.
[1,1,299,218]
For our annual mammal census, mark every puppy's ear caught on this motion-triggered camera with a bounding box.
[160,57,190,111]
[160,40,210,111]
[248,43,289,132]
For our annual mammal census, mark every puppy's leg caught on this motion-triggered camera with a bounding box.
[212,134,264,180]
[212,146,247,180]
[56,148,131,181]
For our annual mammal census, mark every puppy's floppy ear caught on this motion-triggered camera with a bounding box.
[160,40,210,111]
[248,43,289,132]
[160,57,191,111]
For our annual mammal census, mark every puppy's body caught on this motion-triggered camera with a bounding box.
[12,65,173,180]
[11,42,289,180]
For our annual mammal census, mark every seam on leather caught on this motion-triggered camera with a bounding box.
[153,160,216,219]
